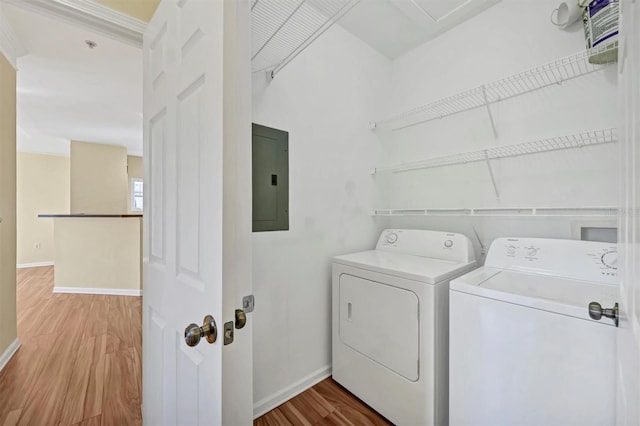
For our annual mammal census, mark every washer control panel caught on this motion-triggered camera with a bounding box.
[376,229,475,263]
[486,237,618,285]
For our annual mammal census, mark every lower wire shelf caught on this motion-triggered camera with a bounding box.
[371,207,619,217]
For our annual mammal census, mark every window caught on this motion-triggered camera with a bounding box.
[131,178,143,212]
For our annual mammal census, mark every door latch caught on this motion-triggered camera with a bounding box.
[223,321,234,345]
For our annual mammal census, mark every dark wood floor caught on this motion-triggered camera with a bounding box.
[0,266,142,426]
[254,378,392,426]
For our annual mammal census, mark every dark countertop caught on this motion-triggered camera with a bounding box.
[38,214,143,218]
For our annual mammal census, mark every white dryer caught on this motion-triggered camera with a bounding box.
[332,229,477,426]
[449,237,618,426]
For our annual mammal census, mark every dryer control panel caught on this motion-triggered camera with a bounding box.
[486,237,618,285]
[376,229,475,263]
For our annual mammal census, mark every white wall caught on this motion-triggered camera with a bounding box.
[251,26,390,414]
[379,0,618,258]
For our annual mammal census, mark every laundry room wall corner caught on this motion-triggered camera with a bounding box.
[381,0,618,254]
[251,24,391,416]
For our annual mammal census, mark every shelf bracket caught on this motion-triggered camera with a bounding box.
[481,85,498,139]
[483,150,500,199]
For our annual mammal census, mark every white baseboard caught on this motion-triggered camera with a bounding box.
[53,286,142,296]
[0,338,21,373]
[253,364,332,419]
[16,261,54,269]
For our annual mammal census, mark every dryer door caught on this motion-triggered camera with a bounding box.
[339,274,419,381]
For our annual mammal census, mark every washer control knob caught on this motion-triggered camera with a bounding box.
[526,247,539,257]
[506,245,517,255]
[385,232,398,244]
[444,240,454,248]
[601,251,618,269]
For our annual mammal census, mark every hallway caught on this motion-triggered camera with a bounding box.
[0,267,141,425]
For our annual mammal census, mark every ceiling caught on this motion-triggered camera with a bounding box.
[2,0,497,157]
[336,0,500,59]
[3,2,142,156]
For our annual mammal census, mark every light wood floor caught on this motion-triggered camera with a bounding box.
[0,266,141,426]
[2,267,389,426]
[254,378,392,426]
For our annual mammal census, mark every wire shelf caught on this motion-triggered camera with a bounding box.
[252,0,360,77]
[372,207,619,217]
[375,42,618,131]
[373,128,617,174]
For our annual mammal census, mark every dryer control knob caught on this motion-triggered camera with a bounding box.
[385,232,398,244]
[506,245,517,255]
[444,240,454,248]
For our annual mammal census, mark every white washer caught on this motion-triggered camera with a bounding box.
[332,229,477,425]
[450,237,618,426]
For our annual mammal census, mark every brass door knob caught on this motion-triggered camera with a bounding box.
[184,314,218,347]
[235,309,247,329]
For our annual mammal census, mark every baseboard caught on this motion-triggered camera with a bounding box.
[53,286,142,296]
[16,261,54,269]
[0,339,21,373]
[253,364,332,419]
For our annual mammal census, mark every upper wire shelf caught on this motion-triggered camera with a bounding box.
[252,0,360,78]
[373,128,617,174]
[374,42,618,131]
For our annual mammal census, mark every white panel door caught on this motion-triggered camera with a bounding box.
[617,1,640,425]
[142,1,253,425]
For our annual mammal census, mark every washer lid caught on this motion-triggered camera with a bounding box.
[333,250,477,284]
[450,268,619,323]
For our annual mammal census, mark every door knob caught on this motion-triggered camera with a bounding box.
[184,314,218,347]
[588,302,619,327]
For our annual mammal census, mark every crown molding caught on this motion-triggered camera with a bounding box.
[0,4,27,69]
[2,0,146,48]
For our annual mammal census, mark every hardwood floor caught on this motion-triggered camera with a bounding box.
[254,378,392,426]
[2,267,388,426]
[0,266,141,426]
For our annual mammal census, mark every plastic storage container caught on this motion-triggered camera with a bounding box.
[582,0,619,63]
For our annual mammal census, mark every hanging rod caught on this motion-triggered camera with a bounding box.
[372,128,617,174]
[374,41,618,131]
[252,0,360,78]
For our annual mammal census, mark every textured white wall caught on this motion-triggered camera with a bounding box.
[251,25,390,415]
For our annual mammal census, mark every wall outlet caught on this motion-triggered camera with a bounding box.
[34,243,41,249]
